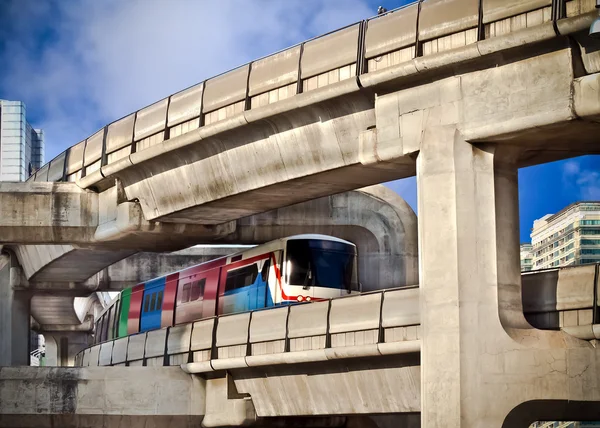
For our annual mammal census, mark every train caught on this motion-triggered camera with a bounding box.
[93,234,360,344]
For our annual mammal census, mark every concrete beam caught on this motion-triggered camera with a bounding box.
[0,182,97,244]
[0,367,204,428]
[0,182,235,246]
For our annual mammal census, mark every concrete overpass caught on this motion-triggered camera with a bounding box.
[1,185,418,366]
[2,264,600,427]
[2,0,600,426]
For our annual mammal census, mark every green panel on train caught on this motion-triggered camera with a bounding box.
[118,288,131,337]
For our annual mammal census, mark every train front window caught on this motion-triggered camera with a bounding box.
[286,239,358,291]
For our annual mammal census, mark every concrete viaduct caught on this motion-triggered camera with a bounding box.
[1,185,418,366]
[1,0,600,426]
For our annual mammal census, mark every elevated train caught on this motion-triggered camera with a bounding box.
[94,234,360,344]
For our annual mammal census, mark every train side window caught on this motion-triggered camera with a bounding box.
[261,259,270,281]
[156,291,163,310]
[225,264,259,292]
[182,283,191,303]
[150,293,157,312]
[191,278,206,301]
[143,294,150,313]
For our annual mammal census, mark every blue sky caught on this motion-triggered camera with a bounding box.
[1,0,598,244]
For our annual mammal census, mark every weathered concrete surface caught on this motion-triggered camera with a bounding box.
[0,182,97,244]
[43,333,92,367]
[0,182,235,246]
[417,127,600,427]
[0,367,204,428]
[0,362,420,427]
[233,355,420,417]
[0,251,30,366]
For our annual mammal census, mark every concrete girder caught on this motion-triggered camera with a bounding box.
[0,182,236,246]
[71,23,600,228]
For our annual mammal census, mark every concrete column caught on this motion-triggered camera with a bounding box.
[43,335,58,366]
[416,126,600,427]
[0,250,31,366]
[42,332,90,366]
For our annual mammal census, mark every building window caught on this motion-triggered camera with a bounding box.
[581,249,600,255]
[581,239,600,246]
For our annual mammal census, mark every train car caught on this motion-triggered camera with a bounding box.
[94,234,360,343]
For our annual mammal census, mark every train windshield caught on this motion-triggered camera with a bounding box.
[286,239,359,291]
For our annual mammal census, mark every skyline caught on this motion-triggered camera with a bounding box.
[1,0,598,243]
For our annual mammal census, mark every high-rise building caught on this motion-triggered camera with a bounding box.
[0,99,44,181]
[520,243,533,271]
[530,202,600,270]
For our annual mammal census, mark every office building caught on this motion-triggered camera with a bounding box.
[520,243,534,271]
[0,99,44,181]
[530,202,600,270]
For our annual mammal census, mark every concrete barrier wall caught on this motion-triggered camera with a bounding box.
[75,262,600,366]
[75,287,420,368]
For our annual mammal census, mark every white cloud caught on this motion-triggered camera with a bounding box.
[1,0,373,160]
[563,159,600,201]
[562,160,580,176]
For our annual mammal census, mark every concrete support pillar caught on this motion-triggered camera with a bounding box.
[416,127,600,427]
[0,250,31,366]
[203,375,256,427]
[43,334,58,366]
[42,332,90,366]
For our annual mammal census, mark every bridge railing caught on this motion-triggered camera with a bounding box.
[522,262,600,339]
[75,286,421,369]
[30,0,596,188]
[75,262,600,367]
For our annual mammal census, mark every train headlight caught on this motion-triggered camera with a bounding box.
[297,296,304,302]
[306,296,311,302]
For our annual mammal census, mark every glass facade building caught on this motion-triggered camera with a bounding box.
[528,202,600,270]
[520,243,534,272]
[0,99,44,181]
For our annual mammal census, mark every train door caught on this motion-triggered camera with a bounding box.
[127,284,145,335]
[140,277,166,332]
[174,267,220,325]
[160,273,179,328]
[268,251,284,305]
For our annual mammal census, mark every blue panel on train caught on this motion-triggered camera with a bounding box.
[140,277,166,332]
[225,272,271,313]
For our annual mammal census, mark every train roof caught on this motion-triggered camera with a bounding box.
[280,234,355,246]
